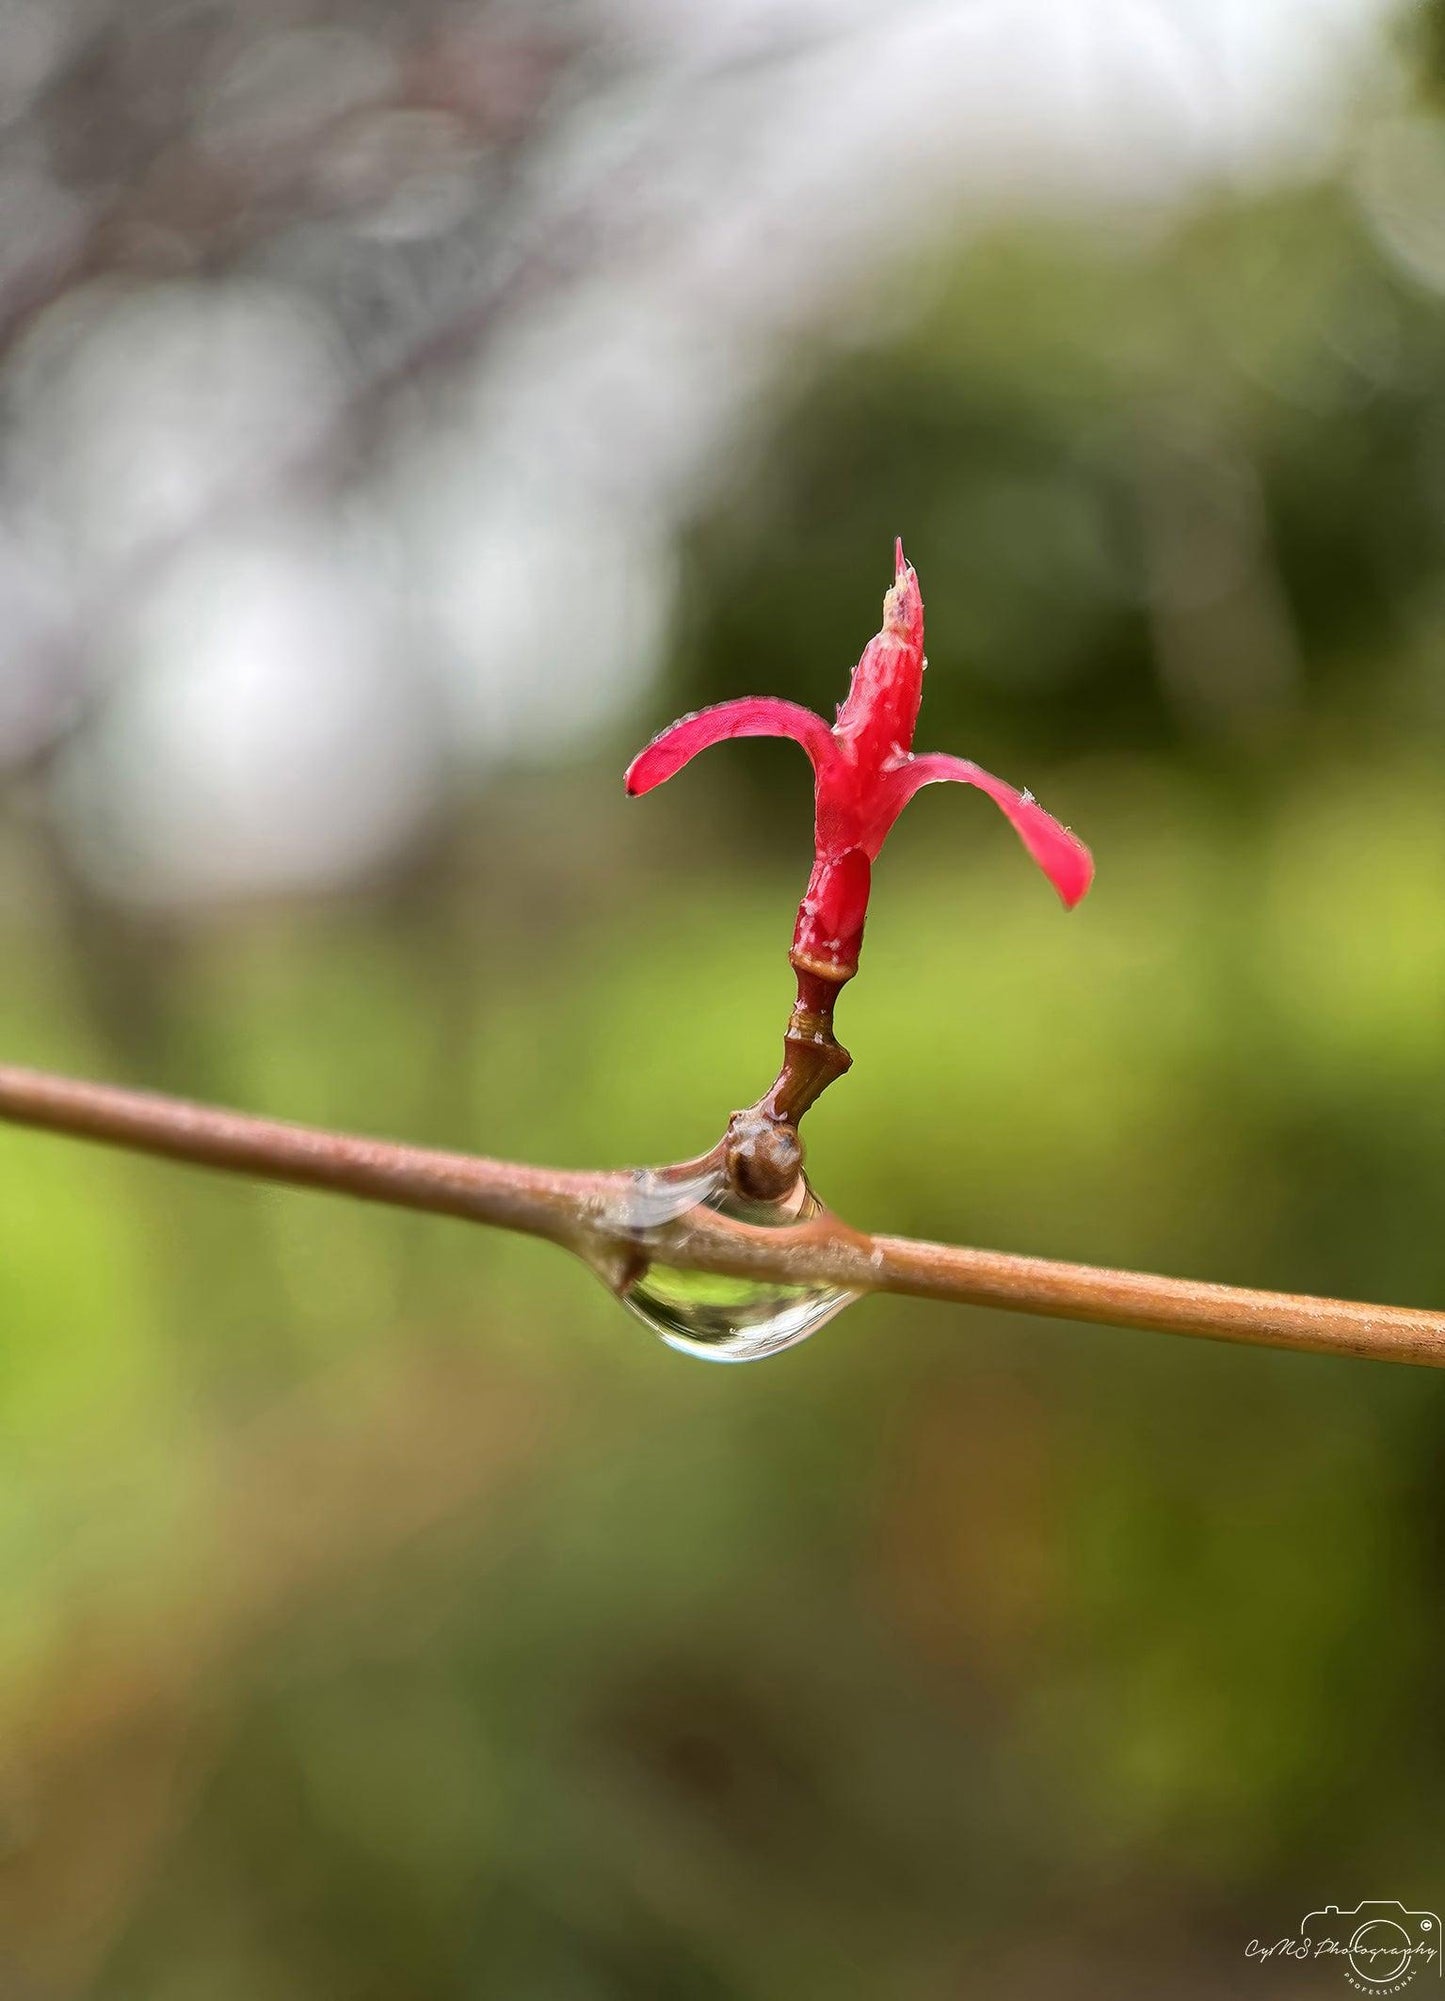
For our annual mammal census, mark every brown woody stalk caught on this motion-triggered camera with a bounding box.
[0,1061,1443,1368]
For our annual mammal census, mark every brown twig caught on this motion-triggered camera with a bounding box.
[1,1061,1443,1368]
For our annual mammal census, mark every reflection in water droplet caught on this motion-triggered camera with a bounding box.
[615,1152,856,1362]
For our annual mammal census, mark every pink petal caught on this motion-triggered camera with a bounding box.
[834,544,925,764]
[625,698,836,796]
[886,752,1094,908]
[791,848,872,981]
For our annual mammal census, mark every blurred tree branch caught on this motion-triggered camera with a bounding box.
[0,0,918,787]
[1,1061,1442,1369]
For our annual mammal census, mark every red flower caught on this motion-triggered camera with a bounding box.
[626,541,1092,985]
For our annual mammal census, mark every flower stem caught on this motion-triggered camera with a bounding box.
[718,970,851,1200]
[764,969,853,1125]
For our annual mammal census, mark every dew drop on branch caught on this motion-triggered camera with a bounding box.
[609,1153,856,1363]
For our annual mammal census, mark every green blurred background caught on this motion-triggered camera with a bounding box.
[3,0,1445,1994]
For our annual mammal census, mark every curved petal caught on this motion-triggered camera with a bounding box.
[887,753,1094,908]
[625,698,836,796]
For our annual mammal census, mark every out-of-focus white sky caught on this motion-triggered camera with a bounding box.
[2,0,1402,901]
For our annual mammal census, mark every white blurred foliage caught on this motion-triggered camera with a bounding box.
[56,525,443,903]
[6,281,346,578]
[1355,114,1445,295]
[407,467,671,761]
[0,525,69,763]
[0,164,88,295]
[0,0,1399,904]
[320,110,483,243]
[197,26,396,163]
[0,0,82,126]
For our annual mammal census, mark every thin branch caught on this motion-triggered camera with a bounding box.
[1,1061,1442,1369]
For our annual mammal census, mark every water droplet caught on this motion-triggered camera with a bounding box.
[613,1151,856,1363]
